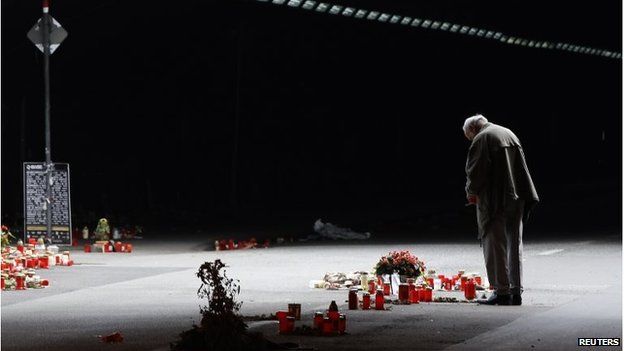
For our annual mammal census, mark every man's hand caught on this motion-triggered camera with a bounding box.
[466,194,478,205]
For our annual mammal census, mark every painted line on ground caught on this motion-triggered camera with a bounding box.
[537,249,564,256]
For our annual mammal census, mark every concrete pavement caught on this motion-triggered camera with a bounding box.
[1,233,621,350]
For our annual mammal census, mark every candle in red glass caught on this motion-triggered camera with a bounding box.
[278,317,290,334]
[114,242,122,252]
[328,310,340,331]
[409,284,419,304]
[375,289,385,310]
[362,292,371,310]
[286,316,295,333]
[398,283,410,304]
[276,310,288,322]
[460,276,468,291]
[475,276,482,285]
[26,258,35,269]
[427,277,434,288]
[418,286,426,302]
[444,278,452,290]
[84,244,91,253]
[464,279,476,300]
[322,318,333,336]
[126,244,133,253]
[383,282,391,296]
[41,279,49,286]
[17,245,24,253]
[28,237,36,245]
[425,288,433,302]
[348,289,358,310]
[338,314,346,334]
[55,255,61,265]
[15,274,25,290]
[368,280,376,294]
[38,256,49,269]
[313,312,324,329]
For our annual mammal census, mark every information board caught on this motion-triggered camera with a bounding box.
[23,162,72,245]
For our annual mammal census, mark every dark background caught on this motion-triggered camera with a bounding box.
[1,0,622,236]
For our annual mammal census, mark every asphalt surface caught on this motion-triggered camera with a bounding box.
[1,232,621,351]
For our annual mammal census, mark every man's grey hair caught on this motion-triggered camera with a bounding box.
[462,114,488,134]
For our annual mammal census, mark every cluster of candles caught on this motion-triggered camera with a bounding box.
[347,277,434,309]
[427,271,480,301]
[214,238,270,251]
[345,270,481,307]
[84,241,133,253]
[277,301,347,336]
[313,301,347,336]
[1,244,72,291]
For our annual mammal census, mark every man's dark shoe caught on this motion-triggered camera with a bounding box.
[477,292,511,305]
[511,294,522,306]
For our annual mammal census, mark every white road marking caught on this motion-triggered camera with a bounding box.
[537,249,564,256]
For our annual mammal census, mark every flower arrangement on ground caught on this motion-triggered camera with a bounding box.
[374,250,426,278]
[1,225,15,248]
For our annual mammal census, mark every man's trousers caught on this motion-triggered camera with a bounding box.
[480,199,525,295]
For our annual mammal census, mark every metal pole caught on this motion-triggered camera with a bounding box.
[42,0,53,239]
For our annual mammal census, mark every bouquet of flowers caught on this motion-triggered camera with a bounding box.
[1,225,15,248]
[374,250,425,278]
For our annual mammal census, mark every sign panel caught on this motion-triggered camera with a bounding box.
[27,16,67,54]
[23,162,72,245]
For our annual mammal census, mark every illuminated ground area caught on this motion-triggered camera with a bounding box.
[1,232,621,351]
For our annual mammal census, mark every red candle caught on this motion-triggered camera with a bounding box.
[383,282,391,296]
[338,314,346,334]
[1,276,4,290]
[114,242,122,252]
[460,276,468,291]
[55,255,61,265]
[313,312,324,329]
[375,289,385,310]
[28,237,36,245]
[84,244,92,253]
[125,244,133,253]
[475,276,482,285]
[26,258,36,269]
[368,280,376,294]
[362,293,371,310]
[409,284,419,304]
[278,316,290,334]
[40,279,49,286]
[427,277,434,288]
[38,256,49,269]
[398,283,410,304]
[425,288,433,302]
[444,278,452,290]
[276,310,288,322]
[418,287,426,302]
[15,274,25,290]
[322,317,333,336]
[17,245,24,253]
[464,279,476,300]
[348,289,358,310]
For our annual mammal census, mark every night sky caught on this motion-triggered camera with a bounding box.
[1,0,622,233]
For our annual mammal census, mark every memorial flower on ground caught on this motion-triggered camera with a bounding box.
[1,225,15,248]
[374,250,426,277]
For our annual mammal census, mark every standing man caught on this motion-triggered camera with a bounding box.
[463,114,539,305]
